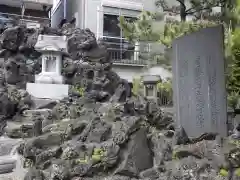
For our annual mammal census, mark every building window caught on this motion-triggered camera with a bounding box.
[101,13,137,63]
[103,14,120,37]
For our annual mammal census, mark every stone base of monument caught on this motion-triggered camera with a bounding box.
[31,98,58,109]
[35,73,64,84]
[26,83,69,100]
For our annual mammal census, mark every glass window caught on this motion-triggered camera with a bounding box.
[103,14,121,37]
[102,13,137,62]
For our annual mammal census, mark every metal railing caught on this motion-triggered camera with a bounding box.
[99,35,151,65]
[157,90,173,107]
[23,0,53,6]
[0,12,50,27]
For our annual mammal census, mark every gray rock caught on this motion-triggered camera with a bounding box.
[115,128,153,178]
[24,168,45,180]
[139,168,160,179]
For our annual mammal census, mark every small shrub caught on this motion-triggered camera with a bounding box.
[132,77,143,95]
[228,91,240,109]
[229,139,240,148]
[92,148,105,163]
[75,155,89,164]
[172,151,179,160]
[219,169,229,177]
[72,85,86,97]
[23,158,33,168]
[235,168,240,176]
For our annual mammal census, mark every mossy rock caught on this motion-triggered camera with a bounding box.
[92,155,102,163]
[93,148,104,155]
[75,155,89,164]
[91,148,106,163]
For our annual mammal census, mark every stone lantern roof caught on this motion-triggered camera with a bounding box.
[34,34,67,53]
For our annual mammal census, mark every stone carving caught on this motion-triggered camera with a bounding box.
[172,25,227,138]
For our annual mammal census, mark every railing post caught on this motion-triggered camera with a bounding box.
[134,41,139,61]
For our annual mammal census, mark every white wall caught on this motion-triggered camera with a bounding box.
[113,65,172,82]
[52,0,61,12]
[84,0,101,33]
[147,66,172,79]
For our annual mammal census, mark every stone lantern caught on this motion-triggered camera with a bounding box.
[142,75,161,100]
[26,35,69,100]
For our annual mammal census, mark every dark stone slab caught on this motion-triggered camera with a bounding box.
[115,128,153,178]
[172,25,227,138]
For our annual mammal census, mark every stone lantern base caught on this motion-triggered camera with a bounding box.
[26,83,69,100]
[35,73,64,84]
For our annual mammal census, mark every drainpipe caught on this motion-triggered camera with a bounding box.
[84,0,87,28]
[81,0,86,28]
[63,0,67,19]
[96,6,100,40]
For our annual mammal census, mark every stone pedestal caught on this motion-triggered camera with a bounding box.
[35,73,64,84]
[27,83,69,100]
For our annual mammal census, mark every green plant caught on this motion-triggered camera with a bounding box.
[219,168,229,176]
[73,86,86,97]
[156,0,228,22]
[91,148,105,163]
[119,10,217,70]
[235,168,240,176]
[227,27,240,95]
[157,79,172,93]
[23,158,33,168]
[228,91,240,109]
[160,20,217,48]
[119,11,161,43]
[132,77,144,95]
[78,87,85,97]
[157,79,173,105]
[172,150,179,160]
[229,139,240,148]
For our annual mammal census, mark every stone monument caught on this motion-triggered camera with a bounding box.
[26,34,69,100]
[172,25,227,138]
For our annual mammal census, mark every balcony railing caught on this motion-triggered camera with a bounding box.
[0,12,50,28]
[23,0,53,6]
[157,89,173,107]
[99,35,152,66]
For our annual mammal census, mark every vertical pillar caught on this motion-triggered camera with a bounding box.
[134,41,140,61]
[144,86,147,97]
[153,85,157,97]
[64,0,67,19]
[96,6,100,40]
[42,55,46,73]
[56,54,62,75]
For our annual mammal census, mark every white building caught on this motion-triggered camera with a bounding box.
[51,0,172,82]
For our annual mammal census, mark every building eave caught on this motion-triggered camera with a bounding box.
[101,0,143,11]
